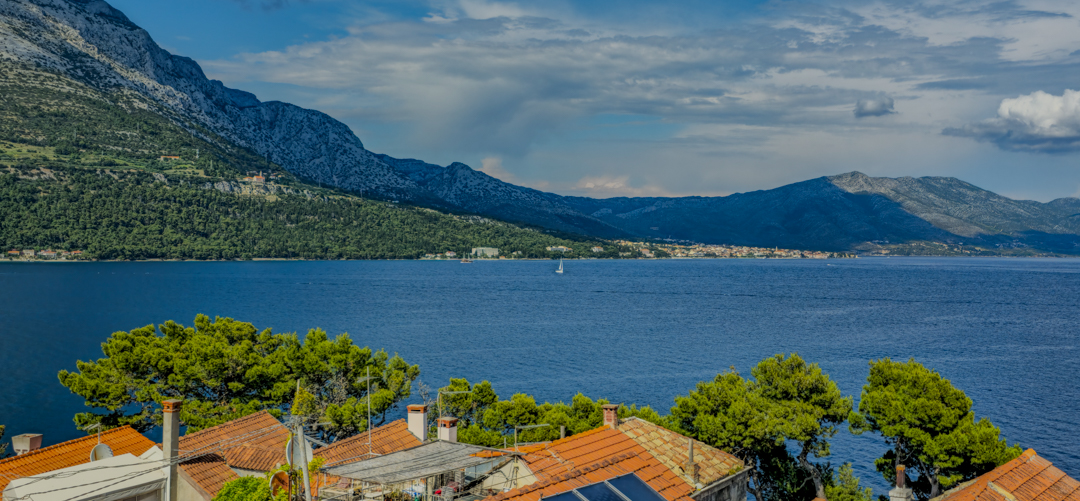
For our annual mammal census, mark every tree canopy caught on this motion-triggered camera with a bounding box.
[668,354,852,501]
[58,314,419,435]
[849,358,1021,500]
[437,378,663,447]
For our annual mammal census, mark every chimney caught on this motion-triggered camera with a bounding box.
[560,426,566,439]
[889,465,913,501]
[408,405,428,442]
[602,404,620,430]
[163,399,182,501]
[684,437,700,486]
[437,417,458,443]
[12,434,42,455]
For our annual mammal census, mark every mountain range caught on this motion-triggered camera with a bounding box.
[3,0,1079,254]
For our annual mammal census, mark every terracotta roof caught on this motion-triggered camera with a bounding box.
[489,451,693,501]
[494,427,692,501]
[179,454,239,500]
[222,444,288,472]
[315,419,423,466]
[934,449,1080,501]
[179,410,290,455]
[619,418,742,486]
[177,411,290,497]
[0,426,155,492]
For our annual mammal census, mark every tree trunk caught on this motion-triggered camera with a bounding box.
[798,444,826,500]
[929,470,941,499]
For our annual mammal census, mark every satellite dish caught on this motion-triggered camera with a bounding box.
[285,436,313,468]
[269,471,290,496]
[89,443,113,462]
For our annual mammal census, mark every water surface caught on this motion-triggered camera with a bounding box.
[1,258,1077,493]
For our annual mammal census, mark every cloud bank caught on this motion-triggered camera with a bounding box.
[200,0,1080,198]
[945,89,1080,153]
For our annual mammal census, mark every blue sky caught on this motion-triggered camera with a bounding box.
[109,0,1080,201]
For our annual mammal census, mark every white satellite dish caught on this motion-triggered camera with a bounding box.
[89,443,114,462]
[285,436,313,467]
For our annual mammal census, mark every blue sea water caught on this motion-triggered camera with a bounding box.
[0,258,1077,494]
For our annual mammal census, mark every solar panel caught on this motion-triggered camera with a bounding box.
[606,474,667,501]
[544,492,584,501]
[578,482,626,501]
[540,473,667,501]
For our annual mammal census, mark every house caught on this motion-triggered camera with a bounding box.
[640,249,654,258]
[0,426,157,495]
[172,409,292,501]
[546,246,572,253]
[446,251,457,258]
[6,250,18,258]
[321,404,747,501]
[160,155,181,161]
[21,250,34,257]
[3,448,167,501]
[591,247,604,253]
[472,247,499,258]
[928,449,1079,501]
[314,409,427,499]
[38,250,57,259]
[485,407,747,501]
[322,408,512,501]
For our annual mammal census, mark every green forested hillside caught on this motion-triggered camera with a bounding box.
[0,166,610,260]
[0,61,620,260]
[0,61,270,178]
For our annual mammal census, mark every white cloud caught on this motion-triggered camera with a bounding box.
[945,89,1080,152]
[571,175,669,197]
[854,97,896,118]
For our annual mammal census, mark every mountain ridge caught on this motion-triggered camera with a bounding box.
[2,0,1079,254]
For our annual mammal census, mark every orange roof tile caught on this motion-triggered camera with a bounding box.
[179,410,290,454]
[494,427,692,501]
[618,418,743,486]
[314,419,422,467]
[177,411,291,496]
[179,453,240,500]
[490,452,695,501]
[934,450,1080,501]
[0,426,155,492]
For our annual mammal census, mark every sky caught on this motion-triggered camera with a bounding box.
[107,0,1080,201]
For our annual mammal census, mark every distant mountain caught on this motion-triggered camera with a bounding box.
[2,0,1079,254]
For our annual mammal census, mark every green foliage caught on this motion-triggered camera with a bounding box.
[668,354,852,501]
[0,425,7,458]
[0,167,605,260]
[58,314,419,436]
[825,464,874,501]
[213,476,273,501]
[849,358,1020,500]
[438,379,662,447]
[0,61,273,178]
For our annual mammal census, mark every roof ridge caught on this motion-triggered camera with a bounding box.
[0,425,138,467]
[988,449,1039,483]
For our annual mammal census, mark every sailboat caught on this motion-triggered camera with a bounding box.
[556,259,564,274]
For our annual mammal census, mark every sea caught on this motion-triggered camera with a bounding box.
[1,258,1077,494]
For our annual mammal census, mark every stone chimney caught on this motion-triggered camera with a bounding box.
[684,437,700,486]
[602,404,620,430]
[163,399,182,501]
[889,465,913,501]
[12,434,42,455]
[408,404,428,442]
[437,417,458,443]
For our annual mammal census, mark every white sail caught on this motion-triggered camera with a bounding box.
[556,259,564,273]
